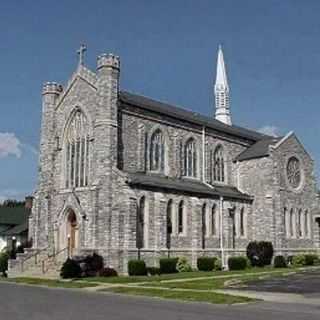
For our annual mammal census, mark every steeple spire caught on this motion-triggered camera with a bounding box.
[214,45,232,125]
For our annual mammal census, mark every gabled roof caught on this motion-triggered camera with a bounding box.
[0,206,30,226]
[235,137,281,162]
[2,221,28,236]
[126,172,253,201]
[119,91,269,142]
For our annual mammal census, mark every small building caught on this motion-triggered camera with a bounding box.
[0,197,32,251]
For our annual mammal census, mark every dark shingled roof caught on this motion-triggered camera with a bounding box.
[235,137,281,162]
[120,91,268,142]
[126,172,253,201]
[0,206,29,226]
[2,221,28,236]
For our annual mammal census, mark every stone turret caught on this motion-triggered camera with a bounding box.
[35,82,63,249]
[94,53,120,246]
[39,82,63,188]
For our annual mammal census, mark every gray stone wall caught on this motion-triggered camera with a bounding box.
[271,134,318,251]
[27,53,319,275]
[119,105,248,186]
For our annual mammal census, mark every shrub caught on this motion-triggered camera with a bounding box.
[273,255,287,268]
[159,257,178,274]
[83,253,104,276]
[0,252,9,276]
[176,257,192,272]
[313,256,320,265]
[287,255,294,266]
[292,255,306,267]
[147,267,161,276]
[304,254,318,266]
[228,256,248,270]
[214,258,223,271]
[99,267,118,277]
[16,245,24,254]
[60,258,82,279]
[128,260,147,276]
[246,241,274,267]
[197,257,217,271]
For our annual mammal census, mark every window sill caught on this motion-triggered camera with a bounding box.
[181,176,200,181]
[211,181,229,186]
[59,186,93,194]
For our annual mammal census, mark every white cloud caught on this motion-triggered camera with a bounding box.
[21,143,38,156]
[258,125,280,137]
[0,132,22,158]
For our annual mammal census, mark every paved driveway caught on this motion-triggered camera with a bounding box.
[243,269,320,296]
[0,281,320,320]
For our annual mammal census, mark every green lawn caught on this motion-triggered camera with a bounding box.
[103,286,255,304]
[81,266,292,284]
[1,277,98,289]
[141,270,292,290]
[81,271,216,284]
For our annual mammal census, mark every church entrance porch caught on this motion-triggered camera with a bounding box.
[56,208,80,258]
[315,217,320,249]
[67,210,79,257]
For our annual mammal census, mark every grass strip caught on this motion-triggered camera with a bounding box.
[81,267,292,284]
[103,286,255,304]
[1,277,98,288]
[140,270,295,290]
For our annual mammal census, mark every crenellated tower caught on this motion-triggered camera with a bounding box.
[214,45,232,125]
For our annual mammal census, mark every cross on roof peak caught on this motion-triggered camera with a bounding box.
[77,44,87,67]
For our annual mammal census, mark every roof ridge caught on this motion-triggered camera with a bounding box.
[120,90,270,142]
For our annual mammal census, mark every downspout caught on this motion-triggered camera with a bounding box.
[220,196,225,269]
[202,126,205,182]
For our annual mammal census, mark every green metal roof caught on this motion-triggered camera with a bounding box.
[0,206,30,226]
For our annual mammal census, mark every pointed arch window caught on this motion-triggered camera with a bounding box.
[305,210,310,238]
[298,209,303,238]
[212,145,225,182]
[150,129,165,172]
[65,109,90,188]
[185,138,197,177]
[240,208,245,237]
[290,208,295,237]
[201,204,207,249]
[166,200,173,249]
[136,196,145,249]
[178,200,184,234]
[211,205,217,236]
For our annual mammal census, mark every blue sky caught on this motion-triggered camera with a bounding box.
[1,0,320,200]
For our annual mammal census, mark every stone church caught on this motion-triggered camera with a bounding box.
[15,46,320,273]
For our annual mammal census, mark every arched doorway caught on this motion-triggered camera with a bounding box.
[316,217,320,248]
[66,209,79,256]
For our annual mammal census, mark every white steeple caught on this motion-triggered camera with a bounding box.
[214,45,232,125]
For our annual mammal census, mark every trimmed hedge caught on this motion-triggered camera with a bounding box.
[228,256,248,270]
[273,255,287,268]
[292,255,306,267]
[197,257,217,271]
[304,254,318,266]
[246,241,274,267]
[177,257,192,272]
[128,260,147,276]
[60,258,82,279]
[159,257,178,274]
[214,258,223,271]
[0,251,9,276]
[99,267,118,277]
[147,267,161,276]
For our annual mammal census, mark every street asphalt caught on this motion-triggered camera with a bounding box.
[241,269,320,296]
[0,282,320,320]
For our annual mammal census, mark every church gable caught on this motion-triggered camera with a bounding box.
[271,132,316,193]
[54,75,97,139]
